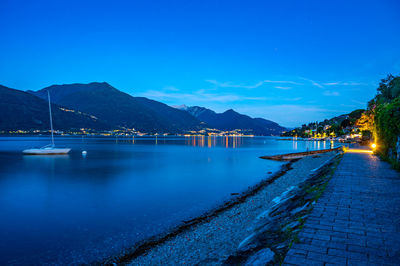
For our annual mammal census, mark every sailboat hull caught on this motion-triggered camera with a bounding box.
[22,91,72,155]
[23,148,71,155]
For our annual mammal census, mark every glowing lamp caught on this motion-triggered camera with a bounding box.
[371,143,377,149]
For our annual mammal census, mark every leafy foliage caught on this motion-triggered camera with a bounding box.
[355,111,374,132]
[375,97,400,154]
[376,75,400,102]
[356,73,400,163]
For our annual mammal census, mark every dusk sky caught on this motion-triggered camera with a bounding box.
[1,0,399,127]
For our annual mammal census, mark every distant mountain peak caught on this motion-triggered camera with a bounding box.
[48,81,114,89]
[88,81,112,87]
[186,106,216,118]
[224,109,237,114]
[172,104,188,110]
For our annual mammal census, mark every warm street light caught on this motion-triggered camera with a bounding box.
[371,143,377,149]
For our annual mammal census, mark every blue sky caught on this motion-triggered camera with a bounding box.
[1,0,399,127]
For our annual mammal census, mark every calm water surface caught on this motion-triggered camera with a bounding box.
[0,136,333,264]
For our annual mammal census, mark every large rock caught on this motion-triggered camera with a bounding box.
[244,248,275,266]
[225,153,341,266]
[290,202,311,217]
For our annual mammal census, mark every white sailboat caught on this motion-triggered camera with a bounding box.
[23,91,71,155]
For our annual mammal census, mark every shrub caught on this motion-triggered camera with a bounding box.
[375,97,400,154]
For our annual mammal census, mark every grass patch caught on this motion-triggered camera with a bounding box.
[377,153,400,171]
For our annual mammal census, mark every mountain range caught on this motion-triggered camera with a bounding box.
[0,85,106,131]
[178,105,286,135]
[29,82,201,133]
[0,82,286,135]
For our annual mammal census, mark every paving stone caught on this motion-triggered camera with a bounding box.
[284,150,400,265]
[327,248,348,257]
[312,233,331,241]
[298,232,314,239]
[285,248,307,257]
[346,244,366,253]
[347,258,371,266]
[283,256,324,266]
[294,243,328,254]
[308,251,347,264]
[283,254,310,265]
[329,231,347,239]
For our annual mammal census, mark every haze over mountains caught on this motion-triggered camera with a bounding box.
[0,82,286,135]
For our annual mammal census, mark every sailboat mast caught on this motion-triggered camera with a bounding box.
[47,90,55,147]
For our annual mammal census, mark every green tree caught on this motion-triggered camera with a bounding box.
[376,74,400,103]
[375,97,400,154]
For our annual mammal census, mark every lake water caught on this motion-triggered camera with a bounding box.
[0,136,334,264]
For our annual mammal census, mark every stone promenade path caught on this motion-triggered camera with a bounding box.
[283,149,400,266]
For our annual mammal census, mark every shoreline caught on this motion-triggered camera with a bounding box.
[103,149,339,265]
[260,147,342,161]
[103,159,297,264]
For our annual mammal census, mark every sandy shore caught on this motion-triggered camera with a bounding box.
[114,152,337,265]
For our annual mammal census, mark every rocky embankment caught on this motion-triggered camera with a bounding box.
[225,151,342,265]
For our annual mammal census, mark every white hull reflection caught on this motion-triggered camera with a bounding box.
[23,147,71,155]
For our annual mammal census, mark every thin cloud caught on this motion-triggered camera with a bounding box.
[236,104,333,127]
[323,82,340,86]
[205,80,264,89]
[208,78,366,89]
[275,86,292,90]
[163,86,180,91]
[323,82,366,86]
[300,77,324,88]
[263,80,302,85]
[299,77,369,88]
[137,89,268,103]
[237,104,355,127]
[311,80,324,88]
[323,90,340,96]
[284,97,303,101]
[206,79,302,89]
[241,104,330,114]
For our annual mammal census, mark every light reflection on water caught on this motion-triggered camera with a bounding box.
[183,135,244,148]
[0,136,332,264]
